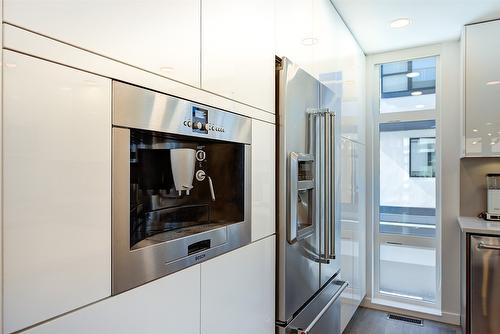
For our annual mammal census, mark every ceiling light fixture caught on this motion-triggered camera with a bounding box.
[159,66,174,73]
[407,72,420,78]
[411,91,422,96]
[301,37,319,46]
[473,129,478,132]
[390,18,411,29]
[486,81,500,85]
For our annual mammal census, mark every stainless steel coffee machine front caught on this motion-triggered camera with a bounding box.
[112,81,252,294]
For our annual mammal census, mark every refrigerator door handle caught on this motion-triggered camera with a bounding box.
[288,281,348,334]
[323,111,331,260]
[328,112,336,259]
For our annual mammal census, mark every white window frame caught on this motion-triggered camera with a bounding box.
[367,45,443,315]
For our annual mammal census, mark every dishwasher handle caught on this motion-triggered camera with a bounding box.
[478,242,500,250]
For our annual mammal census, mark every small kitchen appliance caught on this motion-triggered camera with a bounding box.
[486,173,500,221]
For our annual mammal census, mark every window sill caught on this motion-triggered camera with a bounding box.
[370,297,442,316]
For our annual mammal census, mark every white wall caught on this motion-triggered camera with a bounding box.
[380,129,436,208]
[366,42,461,324]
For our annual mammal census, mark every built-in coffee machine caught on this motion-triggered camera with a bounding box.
[112,81,252,294]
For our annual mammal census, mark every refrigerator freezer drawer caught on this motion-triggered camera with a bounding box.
[279,280,347,334]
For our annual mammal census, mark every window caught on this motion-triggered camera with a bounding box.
[373,55,440,309]
[410,137,436,178]
[381,57,436,98]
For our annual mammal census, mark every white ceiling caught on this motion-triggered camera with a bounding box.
[331,0,500,54]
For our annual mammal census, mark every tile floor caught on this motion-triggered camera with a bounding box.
[343,307,462,334]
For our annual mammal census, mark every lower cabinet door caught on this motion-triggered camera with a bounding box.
[200,236,275,334]
[20,265,201,334]
[3,50,112,333]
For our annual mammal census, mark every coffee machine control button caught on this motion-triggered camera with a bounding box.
[195,170,206,181]
[183,120,192,127]
[196,150,206,161]
[203,123,210,131]
[194,121,202,130]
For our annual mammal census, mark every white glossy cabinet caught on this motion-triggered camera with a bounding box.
[275,0,315,75]
[201,0,275,113]
[3,50,112,333]
[201,236,275,334]
[21,266,201,334]
[4,0,201,87]
[339,138,366,332]
[463,19,500,156]
[276,0,366,143]
[252,120,276,241]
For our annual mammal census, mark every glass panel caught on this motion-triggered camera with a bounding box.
[380,56,437,113]
[379,120,436,238]
[382,61,408,75]
[382,74,408,93]
[410,137,436,178]
[379,243,436,302]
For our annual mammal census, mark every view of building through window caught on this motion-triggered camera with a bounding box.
[375,56,438,304]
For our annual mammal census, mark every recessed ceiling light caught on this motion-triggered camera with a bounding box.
[407,72,420,78]
[411,91,422,96]
[486,81,500,85]
[472,141,478,145]
[390,18,411,29]
[415,104,425,109]
[301,37,319,46]
[488,133,492,136]
[473,129,478,132]
[486,122,493,126]
[160,66,174,73]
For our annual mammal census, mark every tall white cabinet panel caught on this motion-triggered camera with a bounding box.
[339,138,366,332]
[201,236,275,334]
[312,0,366,144]
[4,0,201,87]
[252,120,276,241]
[464,20,500,156]
[3,50,111,333]
[21,266,201,334]
[202,0,275,113]
[275,0,315,75]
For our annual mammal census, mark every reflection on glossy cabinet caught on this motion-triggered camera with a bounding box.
[252,120,276,241]
[275,0,315,75]
[3,50,112,333]
[201,236,275,334]
[21,266,201,334]
[463,20,500,156]
[276,0,366,143]
[4,0,201,86]
[312,0,366,144]
[339,138,366,332]
[202,0,275,113]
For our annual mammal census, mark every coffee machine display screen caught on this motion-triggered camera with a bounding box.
[192,107,208,134]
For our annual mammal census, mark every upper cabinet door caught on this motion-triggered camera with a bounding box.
[464,20,500,156]
[275,0,315,75]
[3,50,112,333]
[4,0,201,87]
[312,0,366,144]
[201,0,275,113]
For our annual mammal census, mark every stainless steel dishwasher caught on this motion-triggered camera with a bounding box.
[470,235,500,334]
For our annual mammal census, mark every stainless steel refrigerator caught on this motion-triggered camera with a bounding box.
[276,57,347,334]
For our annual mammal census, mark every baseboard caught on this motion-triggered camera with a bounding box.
[361,297,461,326]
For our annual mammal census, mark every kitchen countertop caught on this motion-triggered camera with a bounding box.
[457,216,500,235]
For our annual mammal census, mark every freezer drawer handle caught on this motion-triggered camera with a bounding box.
[478,242,500,250]
[291,281,348,334]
